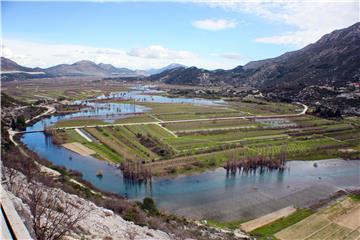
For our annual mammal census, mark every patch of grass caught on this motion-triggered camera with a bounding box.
[65,129,88,143]
[164,118,256,131]
[207,219,246,230]
[55,119,107,128]
[84,142,123,163]
[126,124,175,139]
[250,209,314,239]
[115,114,156,124]
[349,193,360,201]
[85,127,137,161]
[112,126,158,160]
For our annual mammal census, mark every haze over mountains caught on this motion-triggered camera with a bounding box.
[0,57,185,81]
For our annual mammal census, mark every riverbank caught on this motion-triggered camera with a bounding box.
[2,97,247,239]
[10,88,360,226]
[4,130,244,239]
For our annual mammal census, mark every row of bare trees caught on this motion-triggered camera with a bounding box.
[120,160,152,182]
[224,145,287,175]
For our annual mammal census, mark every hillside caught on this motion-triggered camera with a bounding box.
[1,57,34,72]
[0,57,49,81]
[150,22,360,89]
[248,22,360,90]
[147,23,360,113]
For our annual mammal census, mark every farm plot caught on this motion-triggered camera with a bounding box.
[241,206,297,232]
[62,142,96,156]
[248,136,345,158]
[85,127,137,161]
[138,102,231,115]
[55,119,108,128]
[146,147,253,175]
[155,111,248,121]
[110,126,159,160]
[82,124,176,162]
[275,197,360,240]
[125,124,176,139]
[164,129,288,152]
[163,118,258,132]
[250,209,314,239]
[292,116,339,127]
[228,100,299,115]
[115,114,156,124]
[324,129,360,141]
[59,129,89,144]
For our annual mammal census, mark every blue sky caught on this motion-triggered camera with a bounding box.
[2,1,358,69]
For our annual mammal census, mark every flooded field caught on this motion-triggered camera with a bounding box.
[21,87,360,221]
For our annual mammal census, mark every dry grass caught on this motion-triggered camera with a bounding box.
[241,206,297,232]
[275,197,360,240]
[62,142,96,156]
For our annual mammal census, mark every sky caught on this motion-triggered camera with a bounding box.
[1,1,359,70]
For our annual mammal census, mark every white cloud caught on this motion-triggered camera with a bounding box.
[255,29,324,46]
[205,1,359,46]
[217,52,243,60]
[192,18,237,31]
[1,39,242,70]
[127,45,195,59]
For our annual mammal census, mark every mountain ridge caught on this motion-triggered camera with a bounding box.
[0,57,186,79]
[149,22,360,90]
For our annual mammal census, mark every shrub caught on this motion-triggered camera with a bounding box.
[141,197,159,216]
[123,207,140,222]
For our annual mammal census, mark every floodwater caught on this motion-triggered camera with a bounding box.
[21,87,360,221]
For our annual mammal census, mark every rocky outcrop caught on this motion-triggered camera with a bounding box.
[2,168,171,240]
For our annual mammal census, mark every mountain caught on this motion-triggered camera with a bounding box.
[0,57,49,81]
[1,57,34,72]
[1,58,185,79]
[147,23,360,113]
[148,65,251,86]
[97,63,135,75]
[44,61,186,77]
[2,23,359,112]
[247,22,360,91]
[150,23,360,90]
[146,63,185,75]
[45,60,124,77]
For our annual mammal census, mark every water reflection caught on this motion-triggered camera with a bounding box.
[20,87,360,217]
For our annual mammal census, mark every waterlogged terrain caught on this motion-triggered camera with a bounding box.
[21,87,360,221]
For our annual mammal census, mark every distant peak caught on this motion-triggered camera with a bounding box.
[73,60,96,65]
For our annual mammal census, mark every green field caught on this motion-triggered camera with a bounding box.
[115,114,156,124]
[250,209,314,240]
[55,119,108,128]
[163,118,259,132]
[53,99,360,174]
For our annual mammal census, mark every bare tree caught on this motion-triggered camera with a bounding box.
[3,167,25,196]
[27,183,89,240]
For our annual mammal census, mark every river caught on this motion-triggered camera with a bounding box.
[21,87,360,221]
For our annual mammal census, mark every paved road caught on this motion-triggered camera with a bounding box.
[25,105,56,123]
[8,105,55,145]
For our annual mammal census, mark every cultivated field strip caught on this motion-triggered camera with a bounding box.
[53,101,359,174]
[275,197,360,240]
[240,206,297,232]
